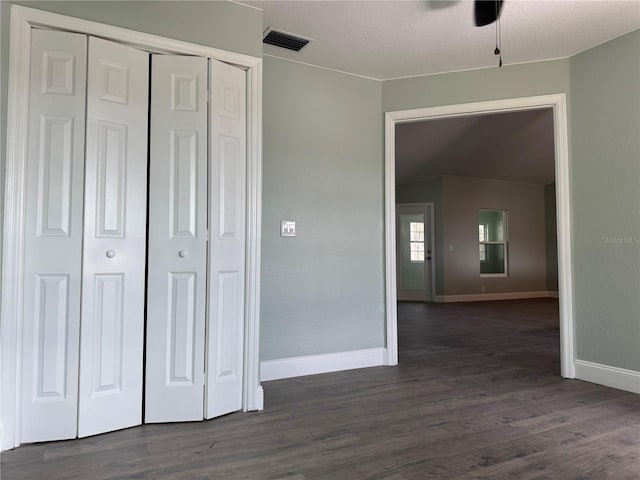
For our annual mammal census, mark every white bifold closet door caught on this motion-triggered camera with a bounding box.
[21,32,149,443]
[145,57,248,422]
[21,29,87,443]
[78,37,149,437]
[145,55,208,423]
[206,59,247,419]
[21,29,247,441]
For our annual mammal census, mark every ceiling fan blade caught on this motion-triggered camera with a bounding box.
[475,0,504,27]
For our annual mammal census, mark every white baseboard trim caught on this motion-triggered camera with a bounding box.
[433,291,558,303]
[260,348,387,381]
[575,359,640,394]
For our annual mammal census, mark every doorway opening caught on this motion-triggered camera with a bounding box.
[384,95,575,380]
[396,203,435,302]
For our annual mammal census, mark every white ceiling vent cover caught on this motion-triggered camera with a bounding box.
[263,27,312,52]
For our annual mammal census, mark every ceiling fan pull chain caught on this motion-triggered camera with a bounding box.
[494,23,502,66]
[494,0,503,67]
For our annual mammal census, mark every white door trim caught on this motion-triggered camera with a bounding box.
[395,203,436,302]
[1,4,263,451]
[384,94,575,379]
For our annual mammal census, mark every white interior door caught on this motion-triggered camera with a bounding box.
[396,204,433,302]
[21,29,87,443]
[206,59,247,419]
[145,54,208,423]
[78,36,149,437]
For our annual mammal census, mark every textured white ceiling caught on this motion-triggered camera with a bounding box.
[243,0,640,80]
[395,109,556,185]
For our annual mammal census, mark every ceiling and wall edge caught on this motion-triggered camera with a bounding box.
[261,25,639,83]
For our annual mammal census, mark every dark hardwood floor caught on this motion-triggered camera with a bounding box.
[2,299,639,479]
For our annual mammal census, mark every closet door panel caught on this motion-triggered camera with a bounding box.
[146,55,208,423]
[206,59,247,419]
[78,37,149,438]
[21,29,87,443]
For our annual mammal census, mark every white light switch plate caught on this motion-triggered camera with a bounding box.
[281,220,296,237]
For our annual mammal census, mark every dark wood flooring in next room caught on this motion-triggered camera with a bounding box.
[2,299,639,479]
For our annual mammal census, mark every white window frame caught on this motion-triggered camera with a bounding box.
[479,209,508,277]
[409,221,425,263]
[479,224,487,262]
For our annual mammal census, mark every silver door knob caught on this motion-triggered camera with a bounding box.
[178,250,188,258]
[106,250,116,258]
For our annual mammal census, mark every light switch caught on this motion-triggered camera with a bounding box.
[281,220,296,237]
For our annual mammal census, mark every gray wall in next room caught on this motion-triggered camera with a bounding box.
[545,183,558,292]
[396,176,444,295]
[441,176,547,296]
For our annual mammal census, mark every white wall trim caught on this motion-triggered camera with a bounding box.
[384,110,399,366]
[243,56,263,413]
[431,291,559,303]
[1,4,263,450]
[575,360,640,394]
[260,348,387,382]
[385,94,576,378]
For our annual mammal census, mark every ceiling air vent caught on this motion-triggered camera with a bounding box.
[263,28,311,52]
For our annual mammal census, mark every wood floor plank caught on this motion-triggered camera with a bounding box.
[2,299,639,479]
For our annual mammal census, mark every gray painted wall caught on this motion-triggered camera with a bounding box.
[545,183,558,292]
[383,59,571,112]
[442,176,547,295]
[570,29,640,371]
[396,177,444,295]
[261,56,384,361]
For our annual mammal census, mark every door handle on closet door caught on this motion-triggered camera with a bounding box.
[178,250,188,258]
[106,250,116,258]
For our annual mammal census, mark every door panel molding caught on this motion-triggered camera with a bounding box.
[78,36,149,438]
[206,59,247,420]
[2,4,263,451]
[19,29,87,444]
[145,54,208,423]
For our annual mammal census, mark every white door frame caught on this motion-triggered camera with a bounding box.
[384,94,575,380]
[1,5,263,451]
[395,203,436,302]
